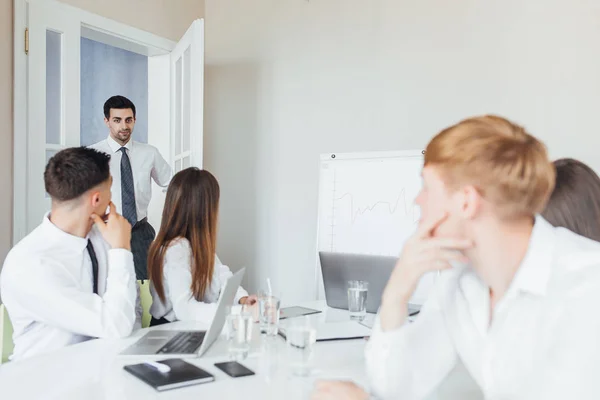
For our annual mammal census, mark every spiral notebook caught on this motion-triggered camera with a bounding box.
[124,359,215,391]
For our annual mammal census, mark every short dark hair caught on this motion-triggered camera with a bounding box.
[44,147,111,202]
[542,158,600,241]
[103,95,136,119]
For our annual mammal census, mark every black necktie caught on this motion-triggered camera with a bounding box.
[119,147,138,226]
[86,239,99,294]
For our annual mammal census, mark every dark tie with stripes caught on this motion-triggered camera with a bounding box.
[119,147,137,226]
[86,239,99,294]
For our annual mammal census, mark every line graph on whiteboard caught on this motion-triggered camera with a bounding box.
[334,189,419,225]
[318,156,423,257]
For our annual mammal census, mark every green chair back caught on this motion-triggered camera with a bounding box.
[137,281,153,328]
[1,304,14,364]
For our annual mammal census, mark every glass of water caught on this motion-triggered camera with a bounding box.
[286,317,317,377]
[258,291,281,336]
[347,280,369,321]
[225,306,253,360]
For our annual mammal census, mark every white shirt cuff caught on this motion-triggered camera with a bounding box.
[107,249,134,271]
[367,316,411,355]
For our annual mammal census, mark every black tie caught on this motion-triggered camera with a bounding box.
[86,239,99,294]
[119,147,138,227]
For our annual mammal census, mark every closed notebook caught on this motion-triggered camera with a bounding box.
[124,358,215,391]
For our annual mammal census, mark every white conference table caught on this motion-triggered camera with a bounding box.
[0,301,482,400]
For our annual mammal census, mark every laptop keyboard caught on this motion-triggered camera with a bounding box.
[156,331,206,354]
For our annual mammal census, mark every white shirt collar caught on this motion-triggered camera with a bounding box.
[106,135,133,153]
[42,213,89,253]
[505,215,554,298]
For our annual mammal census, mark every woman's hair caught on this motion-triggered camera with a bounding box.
[148,168,220,302]
[542,158,600,242]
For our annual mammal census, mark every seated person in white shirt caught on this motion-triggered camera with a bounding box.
[0,147,137,360]
[312,116,600,400]
[542,158,600,241]
[148,167,257,326]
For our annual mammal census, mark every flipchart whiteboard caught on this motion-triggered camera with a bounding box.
[315,150,436,305]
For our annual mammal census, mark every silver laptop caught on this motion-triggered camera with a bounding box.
[319,252,420,315]
[120,267,245,357]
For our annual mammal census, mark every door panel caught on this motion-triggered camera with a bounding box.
[170,20,204,173]
[28,0,80,232]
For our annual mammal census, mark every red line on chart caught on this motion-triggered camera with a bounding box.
[334,189,419,224]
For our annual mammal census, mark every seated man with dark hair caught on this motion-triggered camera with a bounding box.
[0,147,136,360]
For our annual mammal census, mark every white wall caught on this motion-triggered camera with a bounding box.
[204,0,600,303]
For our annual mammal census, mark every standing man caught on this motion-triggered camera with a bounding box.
[90,95,171,280]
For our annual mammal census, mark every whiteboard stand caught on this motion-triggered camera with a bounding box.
[314,150,426,302]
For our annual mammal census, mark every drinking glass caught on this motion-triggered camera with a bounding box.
[258,291,281,336]
[225,306,253,360]
[347,280,369,321]
[285,317,317,377]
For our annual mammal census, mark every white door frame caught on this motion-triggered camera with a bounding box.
[12,0,178,243]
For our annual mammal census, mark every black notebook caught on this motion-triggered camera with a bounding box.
[124,359,215,391]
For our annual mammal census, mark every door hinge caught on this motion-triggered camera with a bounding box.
[24,28,29,55]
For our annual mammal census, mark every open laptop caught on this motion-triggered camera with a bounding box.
[120,267,245,357]
[319,252,420,315]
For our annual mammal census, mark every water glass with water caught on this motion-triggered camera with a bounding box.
[347,280,369,321]
[258,291,281,336]
[225,306,253,360]
[285,317,317,377]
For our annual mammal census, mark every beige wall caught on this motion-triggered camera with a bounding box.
[59,0,205,41]
[0,0,204,282]
[0,0,13,271]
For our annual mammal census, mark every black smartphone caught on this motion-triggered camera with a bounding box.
[214,361,255,378]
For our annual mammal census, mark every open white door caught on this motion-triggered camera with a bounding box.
[146,20,204,229]
[170,20,204,172]
[18,0,203,240]
[27,0,81,233]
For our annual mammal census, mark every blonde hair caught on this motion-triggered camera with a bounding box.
[424,115,555,218]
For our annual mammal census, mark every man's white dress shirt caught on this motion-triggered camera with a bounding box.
[0,215,137,360]
[366,216,600,400]
[89,136,171,222]
[150,238,249,324]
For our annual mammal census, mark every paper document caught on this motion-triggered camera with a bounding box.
[280,321,371,342]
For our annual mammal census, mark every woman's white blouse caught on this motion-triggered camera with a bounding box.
[149,238,248,323]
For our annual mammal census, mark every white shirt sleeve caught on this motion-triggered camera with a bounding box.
[134,282,143,331]
[366,287,458,400]
[151,147,171,187]
[165,244,250,323]
[2,249,136,339]
[215,254,249,304]
[518,267,600,400]
[165,242,218,323]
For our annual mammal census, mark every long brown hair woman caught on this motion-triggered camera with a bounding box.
[542,158,600,242]
[147,168,255,326]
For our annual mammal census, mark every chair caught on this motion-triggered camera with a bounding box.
[137,281,153,328]
[0,304,14,364]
